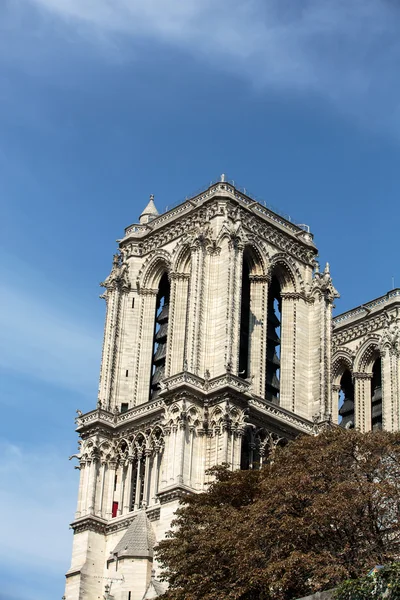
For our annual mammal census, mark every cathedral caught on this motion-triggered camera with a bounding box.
[64,177,400,600]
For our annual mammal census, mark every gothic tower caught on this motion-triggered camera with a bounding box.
[64,177,338,600]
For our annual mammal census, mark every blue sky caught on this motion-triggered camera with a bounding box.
[1,1,400,598]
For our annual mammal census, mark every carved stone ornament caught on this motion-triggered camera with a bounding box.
[309,262,339,303]
[100,253,130,293]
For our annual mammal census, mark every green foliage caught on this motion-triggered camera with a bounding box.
[335,562,400,599]
[156,429,400,600]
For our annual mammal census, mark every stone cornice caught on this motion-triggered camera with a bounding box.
[160,371,251,401]
[333,289,400,329]
[76,399,165,434]
[70,514,107,534]
[120,183,316,264]
[157,483,195,505]
[333,312,387,346]
[248,397,315,435]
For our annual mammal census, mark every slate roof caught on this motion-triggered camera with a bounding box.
[111,511,156,559]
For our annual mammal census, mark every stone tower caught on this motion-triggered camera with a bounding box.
[64,177,338,600]
[332,290,400,432]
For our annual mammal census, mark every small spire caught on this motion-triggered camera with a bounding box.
[140,194,159,225]
[324,262,330,275]
[220,173,226,182]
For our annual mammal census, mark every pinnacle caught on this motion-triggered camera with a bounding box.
[140,194,159,224]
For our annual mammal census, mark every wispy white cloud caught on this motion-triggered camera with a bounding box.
[0,439,77,572]
[0,255,102,394]
[12,0,400,133]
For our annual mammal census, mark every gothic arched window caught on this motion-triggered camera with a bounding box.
[150,273,170,399]
[265,275,281,403]
[371,358,382,430]
[338,369,354,429]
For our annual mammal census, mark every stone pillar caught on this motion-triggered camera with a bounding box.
[234,430,244,470]
[332,384,341,425]
[228,242,243,375]
[153,447,162,501]
[160,427,171,489]
[98,287,118,409]
[143,449,152,506]
[167,273,190,377]
[188,427,195,485]
[381,348,400,432]
[123,456,134,514]
[134,451,143,509]
[134,291,158,405]
[96,462,106,517]
[249,276,268,396]
[105,461,117,519]
[80,460,89,516]
[75,460,86,519]
[177,419,187,485]
[117,463,125,516]
[87,457,98,515]
[279,294,297,412]
[354,373,373,432]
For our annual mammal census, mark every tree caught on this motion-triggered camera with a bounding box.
[156,429,400,600]
[334,562,400,599]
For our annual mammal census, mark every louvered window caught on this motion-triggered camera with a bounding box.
[150,273,170,399]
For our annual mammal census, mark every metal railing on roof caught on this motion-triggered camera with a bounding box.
[161,178,306,230]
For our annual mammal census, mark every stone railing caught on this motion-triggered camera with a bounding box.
[75,399,165,431]
[334,289,400,326]
[123,180,308,241]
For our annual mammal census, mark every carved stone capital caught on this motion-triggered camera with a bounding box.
[353,372,373,380]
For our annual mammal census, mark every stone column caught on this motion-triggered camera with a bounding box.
[160,427,171,489]
[279,293,297,412]
[198,430,207,490]
[134,290,158,405]
[228,242,243,375]
[134,451,143,509]
[167,274,190,377]
[80,460,89,516]
[170,425,178,484]
[187,427,195,485]
[354,373,373,432]
[222,421,229,464]
[332,384,341,425]
[87,457,98,515]
[249,276,268,396]
[105,461,117,519]
[117,463,125,516]
[143,449,152,506]
[75,460,86,519]
[234,430,244,470]
[176,419,187,485]
[96,461,106,517]
[123,456,134,514]
[98,287,118,409]
[381,348,399,432]
[153,447,162,501]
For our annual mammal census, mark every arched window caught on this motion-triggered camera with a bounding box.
[338,369,354,429]
[265,275,281,403]
[150,273,170,399]
[371,358,382,430]
[239,256,251,379]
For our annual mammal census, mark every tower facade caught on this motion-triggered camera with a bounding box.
[65,178,339,600]
[332,290,400,432]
